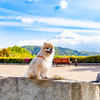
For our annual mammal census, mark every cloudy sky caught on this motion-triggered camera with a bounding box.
[0,0,100,52]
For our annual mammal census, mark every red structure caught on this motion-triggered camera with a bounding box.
[54,58,70,66]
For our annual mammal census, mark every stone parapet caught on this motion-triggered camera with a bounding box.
[0,77,99,100]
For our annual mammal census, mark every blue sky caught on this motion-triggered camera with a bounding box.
[0,0,100,52]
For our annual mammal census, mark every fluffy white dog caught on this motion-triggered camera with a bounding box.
[24,42,55,79]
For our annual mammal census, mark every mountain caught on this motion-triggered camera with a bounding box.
[49,30,100,52]
[22,45,100,56]
[49,30,84,45]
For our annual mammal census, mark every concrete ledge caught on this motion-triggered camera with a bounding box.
[1,63,100,65]
[77,63,100,66]
[0,77,99,100]
[0,63,29,65]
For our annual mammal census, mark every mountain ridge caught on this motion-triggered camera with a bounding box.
[21,45,100,56]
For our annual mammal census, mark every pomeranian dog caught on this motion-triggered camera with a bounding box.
[24,42,55,79]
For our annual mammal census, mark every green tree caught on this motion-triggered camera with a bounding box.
[0,48,10,57]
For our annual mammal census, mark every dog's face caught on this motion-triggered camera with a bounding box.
[42,42,54,55]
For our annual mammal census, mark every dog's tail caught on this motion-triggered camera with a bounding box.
[23,72,27,77]
[23,70,35,78]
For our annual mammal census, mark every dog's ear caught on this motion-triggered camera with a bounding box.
[44,42,47,45]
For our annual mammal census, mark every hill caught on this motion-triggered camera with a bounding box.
[7,45,32,57]
[22,45,100,56]
[21,45,41,55]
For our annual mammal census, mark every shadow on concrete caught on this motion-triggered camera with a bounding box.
[67,66,100,72]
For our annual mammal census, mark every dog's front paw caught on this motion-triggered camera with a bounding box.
[37,76,42,79]
[41,76,45,79]
[45,76,50,79]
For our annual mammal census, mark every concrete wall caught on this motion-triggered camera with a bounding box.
[0,77,99,100]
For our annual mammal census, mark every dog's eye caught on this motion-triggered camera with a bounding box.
[47,47,49,49]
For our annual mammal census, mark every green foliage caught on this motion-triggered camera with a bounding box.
[0,57,33,63]
[0,55,100,63]
[84,56,100,63]
[70,55,100,63]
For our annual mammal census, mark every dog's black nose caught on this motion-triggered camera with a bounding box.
[50,48,52,51]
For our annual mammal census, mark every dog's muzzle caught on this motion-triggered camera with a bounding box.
[46,51,53,54]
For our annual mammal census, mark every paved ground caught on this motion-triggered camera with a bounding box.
[0,64,100,81]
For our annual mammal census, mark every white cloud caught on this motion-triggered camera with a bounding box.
[69,29,100,34]
[21,18,34,23]
[17,16,34,23]
[0,16,18,20]
[0,21,31,27]
[19,39,46,46]
[27,16,100,29]
[1,15,100,32]
[24,27,100,34]
[60,0,68,9]
[24,27,62,32]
